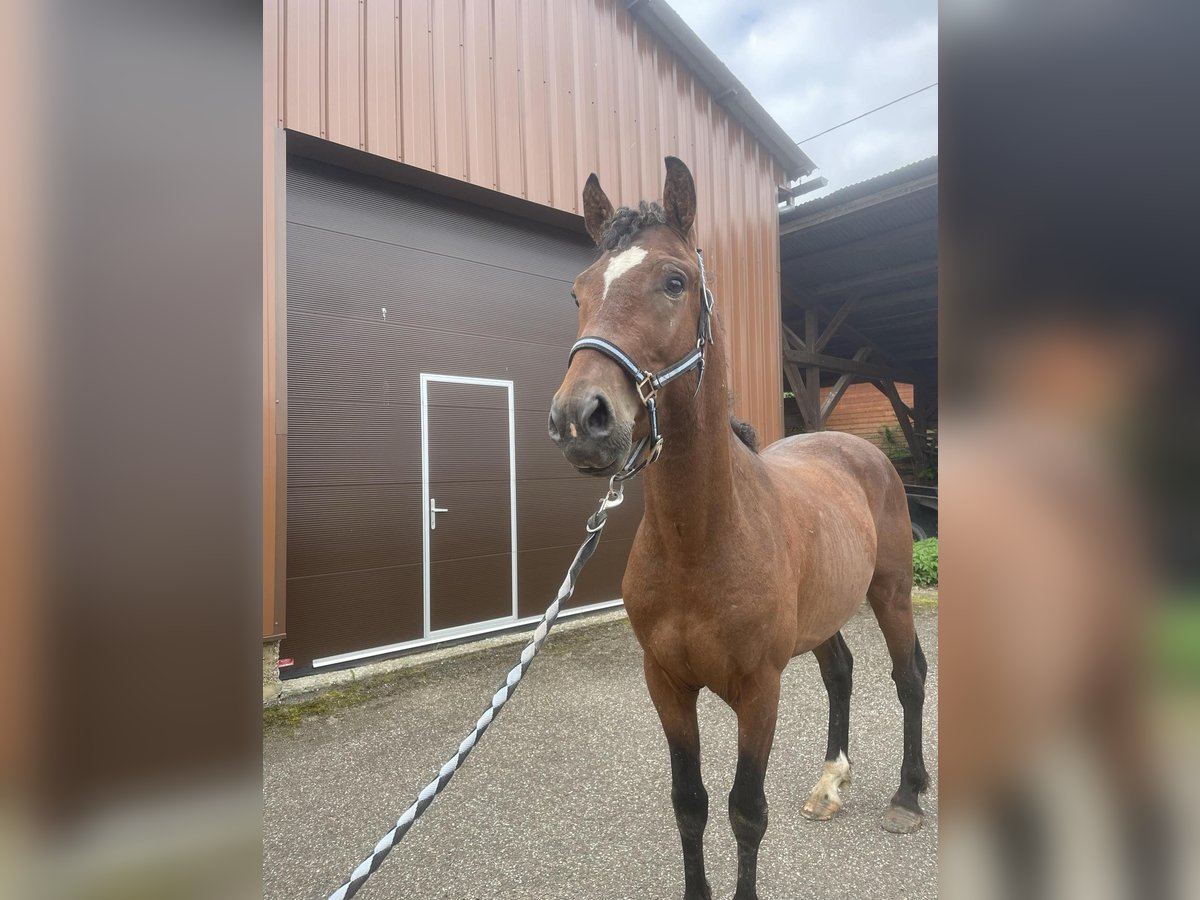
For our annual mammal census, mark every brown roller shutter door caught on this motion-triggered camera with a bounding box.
[282,158,642,672]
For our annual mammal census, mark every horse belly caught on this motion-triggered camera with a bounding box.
[791,507,877,654]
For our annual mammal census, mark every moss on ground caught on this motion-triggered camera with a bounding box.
[263,684,370,733]
[911,588,939,608]
[263,619,639,734]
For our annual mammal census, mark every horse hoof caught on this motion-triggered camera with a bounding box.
[802,753,850,821]
[801,792,842,821]
[880,803,923,834]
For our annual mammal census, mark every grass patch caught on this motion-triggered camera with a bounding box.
[1153,600,1200,684]
[913,538,938,588]
[911,588,939,608]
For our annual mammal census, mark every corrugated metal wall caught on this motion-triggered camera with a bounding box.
[265,0,785,438]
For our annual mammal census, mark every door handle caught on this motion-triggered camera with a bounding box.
[430,498,449,530]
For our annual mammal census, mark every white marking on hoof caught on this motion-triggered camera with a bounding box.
[602,246,648,299]
[802,752,851,821]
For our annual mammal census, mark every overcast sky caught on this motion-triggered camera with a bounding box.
[670,0,938,200]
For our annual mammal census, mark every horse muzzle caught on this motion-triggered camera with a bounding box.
[547,390,631,475]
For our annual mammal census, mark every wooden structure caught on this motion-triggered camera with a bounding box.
[778,157,937,478]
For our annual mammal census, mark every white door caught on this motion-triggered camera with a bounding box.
[420,374,518,638]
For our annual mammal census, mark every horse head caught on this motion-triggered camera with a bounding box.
[549,157,708,477]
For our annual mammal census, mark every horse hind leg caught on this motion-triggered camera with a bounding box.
[802,631,854,822]
[867,567,930,834]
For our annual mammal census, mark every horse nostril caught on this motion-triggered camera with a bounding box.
[584,393,612,438]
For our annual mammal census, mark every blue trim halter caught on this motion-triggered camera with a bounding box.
[567,248,715,482]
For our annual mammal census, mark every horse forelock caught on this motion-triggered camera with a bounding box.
[599,201,667,252]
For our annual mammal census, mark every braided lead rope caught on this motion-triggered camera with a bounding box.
[326,486,625,900]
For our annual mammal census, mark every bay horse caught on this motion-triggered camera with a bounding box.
[548,158,929,900]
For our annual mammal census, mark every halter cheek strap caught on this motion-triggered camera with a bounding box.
[568,248,715,482]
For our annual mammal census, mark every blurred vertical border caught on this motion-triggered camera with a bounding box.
[942,0,1199,897]
[3,1,262,897]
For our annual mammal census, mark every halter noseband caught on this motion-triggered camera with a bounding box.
[568,248,715,483]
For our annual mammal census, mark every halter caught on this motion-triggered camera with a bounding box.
[568,248,715,484]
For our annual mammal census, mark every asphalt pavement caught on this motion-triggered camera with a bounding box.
[264,601,938,900]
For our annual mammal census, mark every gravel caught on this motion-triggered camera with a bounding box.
[264,602,938,900]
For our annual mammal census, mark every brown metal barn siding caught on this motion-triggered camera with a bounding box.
[266,0,785,439]
[282,159,643,668]
[263,0,792,640]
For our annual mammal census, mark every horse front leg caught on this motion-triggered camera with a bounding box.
[645,655,712,900]
[729,676,780,900]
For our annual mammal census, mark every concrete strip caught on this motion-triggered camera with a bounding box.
[274,608,631,704]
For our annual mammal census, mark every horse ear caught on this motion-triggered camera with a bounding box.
[582,174,614,246]
[662,156,696,240]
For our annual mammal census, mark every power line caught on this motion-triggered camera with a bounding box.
[797,82,938,144]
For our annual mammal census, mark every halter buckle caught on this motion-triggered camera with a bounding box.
[635,373,657,405]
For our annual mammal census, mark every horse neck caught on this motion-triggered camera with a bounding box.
[640,336,738,548]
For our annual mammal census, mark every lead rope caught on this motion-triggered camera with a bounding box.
[328,248,716,898]
[325,484,626,900]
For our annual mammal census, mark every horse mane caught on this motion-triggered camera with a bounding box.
[730,416,759,452]
[599,201,667,251]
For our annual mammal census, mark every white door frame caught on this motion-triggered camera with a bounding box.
[420,373,518,640]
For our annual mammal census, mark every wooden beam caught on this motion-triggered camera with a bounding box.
[830,321,902,369]
[875,379,926,471]
[865,308,939,327]
[779,172,938,237]
[815,294,859,352]
[780,284,816,315]
[780,321,806,352]
[782,218,936,268]
[852,286,939,311]
[805,307,821,432]
[783,346,922,384]
[781,359,813,431]
[819,348,870,424]
[810,260,937,297]
[778,175,829,203]
[912,381,934,466]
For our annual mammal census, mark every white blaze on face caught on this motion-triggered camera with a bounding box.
[602,245,648,300]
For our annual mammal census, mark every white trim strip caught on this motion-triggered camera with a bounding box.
[310,598,625,669]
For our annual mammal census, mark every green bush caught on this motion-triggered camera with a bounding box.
[912,538,938,587]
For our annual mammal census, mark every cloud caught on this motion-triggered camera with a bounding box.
[670,0,938,197]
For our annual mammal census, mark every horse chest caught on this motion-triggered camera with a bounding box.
[625,573,791,693]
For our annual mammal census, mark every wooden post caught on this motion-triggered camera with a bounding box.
[912,381,933,482]
[815,294,859,352]
[804,307,821,432]
[874,380,926,474]
[819,348,870,425]
[782,350,812,432]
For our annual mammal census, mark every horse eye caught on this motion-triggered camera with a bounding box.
[665,275,685,295]
[571,291,579,308]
